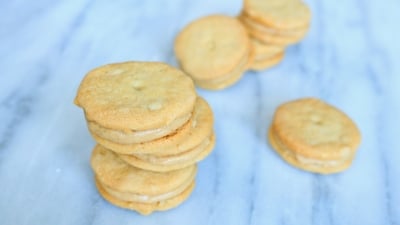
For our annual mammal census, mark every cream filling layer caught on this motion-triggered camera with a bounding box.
[97,171,195,203]
[87,113,191,144]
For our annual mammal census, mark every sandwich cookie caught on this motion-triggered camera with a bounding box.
[75,62,196,143]
[268,98,361,174]
[91,97,214,155]
[91,145,197,215]
[175,15,251,90]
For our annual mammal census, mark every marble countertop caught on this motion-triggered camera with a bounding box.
[1,0,399,224]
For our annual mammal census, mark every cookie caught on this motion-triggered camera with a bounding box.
[96,179,195,215]
[268,98,361,174]
[90,97,214,155]
[250,51,285,71]
[90,144,197,196]
[74,62,196,131]
[119,133,215,172]
[243,0,311,30]
[175,15,251,90]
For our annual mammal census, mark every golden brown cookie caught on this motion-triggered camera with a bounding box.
[75,62,196,131]
[175,15,251,90]
[250,51,285,71]
[119,133,215,172]
[96,179,195,215]
[268,98,361,174]
[90,97,214,155]
[90,145,197,196]
[243,0,311,30]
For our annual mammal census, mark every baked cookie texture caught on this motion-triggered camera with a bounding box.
[74,62,196,131]
[75,62,216,215]
[175,15,251,90]
[269,98,361,174]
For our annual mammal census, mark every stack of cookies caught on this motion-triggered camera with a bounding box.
[268,98,361,174]
[174,0,311,90]
[239,0,311,70]
[74,62,215,215]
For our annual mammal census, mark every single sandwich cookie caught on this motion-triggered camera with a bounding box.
[268,98,361,174]
[243,0,311,30]
[75,62,196,131]
[96,179,195,215]
[91,97,214,155]
[175,15,251,90]
[119,133,215,172]
[90,145,197,199]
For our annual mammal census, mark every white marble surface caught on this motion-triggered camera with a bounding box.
[1,0,400,224]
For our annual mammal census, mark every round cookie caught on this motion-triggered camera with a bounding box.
[96,179,195,215]
[250,52,285,71]
[90,97,214,155]
[243,0,311,30]
[75,62,196,131]
[90,144,197,196]
[175,15,250,89]
[269,98,361,174]
[119,133,215,172]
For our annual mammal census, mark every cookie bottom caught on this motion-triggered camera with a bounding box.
[268,128,352,174]
[119,133,215,172]
[96,179,195,215]
[194,53,249,90]
[250,52,285,71]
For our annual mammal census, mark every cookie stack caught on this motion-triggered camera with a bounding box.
[74,62,215,215]
[269,98,361,174]
[175,15,251,90]
[239,0,311,70]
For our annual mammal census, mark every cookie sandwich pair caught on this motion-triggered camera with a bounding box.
[75,62,215,215]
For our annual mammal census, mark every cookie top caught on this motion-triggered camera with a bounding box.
[175,15,250,81]
[271,98,361,159]
[243,0,311,29]
[75,62,196,130]
[91,145,196,196]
